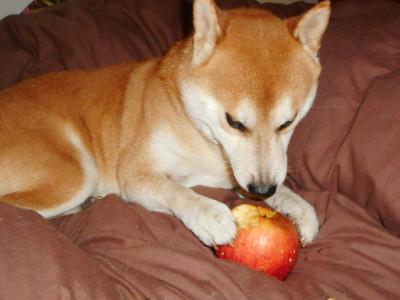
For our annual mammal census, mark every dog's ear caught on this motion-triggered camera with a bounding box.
[286,1,330,55]
[192,0,221,66]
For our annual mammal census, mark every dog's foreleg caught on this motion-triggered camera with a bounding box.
[264,185,319,245]
[119,173,237,246]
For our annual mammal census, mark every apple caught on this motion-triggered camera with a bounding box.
[216,204,300,280]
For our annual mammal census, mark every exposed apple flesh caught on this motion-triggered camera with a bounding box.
[216,204,300,280]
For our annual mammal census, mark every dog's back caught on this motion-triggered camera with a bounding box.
[0,63,136,213]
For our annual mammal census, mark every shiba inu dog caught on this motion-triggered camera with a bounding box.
[0,0,330,246]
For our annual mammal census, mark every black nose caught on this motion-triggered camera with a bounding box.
[247,183,277,198]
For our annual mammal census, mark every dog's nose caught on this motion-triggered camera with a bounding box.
[247,183,277,198]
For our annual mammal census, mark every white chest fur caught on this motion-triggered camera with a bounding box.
[149,126,233,189]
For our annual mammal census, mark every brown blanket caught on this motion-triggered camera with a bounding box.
[0,0,400,299]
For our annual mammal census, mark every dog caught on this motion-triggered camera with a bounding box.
[0,0,330,247]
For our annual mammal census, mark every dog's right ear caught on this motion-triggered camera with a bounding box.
[192,0,221,66]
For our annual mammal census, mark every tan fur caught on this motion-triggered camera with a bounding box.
[0,0,330,245]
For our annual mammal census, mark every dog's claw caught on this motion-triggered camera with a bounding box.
[211,243,218,250]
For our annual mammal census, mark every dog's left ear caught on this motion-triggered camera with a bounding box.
[192,0,221,66]
[286,1,331,55]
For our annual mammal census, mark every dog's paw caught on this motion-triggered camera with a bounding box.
[182,197,237,247]
[294,204,319,246]
[265,187,319,246]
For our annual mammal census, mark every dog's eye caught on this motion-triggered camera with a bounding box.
[277,120,293,132]
[225,113,247,132]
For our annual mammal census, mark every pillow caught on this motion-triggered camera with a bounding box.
[0,0,191,89]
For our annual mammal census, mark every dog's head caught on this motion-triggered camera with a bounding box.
[179,0,330,197]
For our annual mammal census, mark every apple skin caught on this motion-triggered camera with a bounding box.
[216,204,300,280]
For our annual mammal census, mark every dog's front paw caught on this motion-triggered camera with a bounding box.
[182,197,237,247]
[265,187,319,246]
[294,204,319,246]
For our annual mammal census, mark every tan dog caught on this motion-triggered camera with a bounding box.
[0,0,330,246]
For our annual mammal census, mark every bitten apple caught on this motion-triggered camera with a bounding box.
[216,204,300,280]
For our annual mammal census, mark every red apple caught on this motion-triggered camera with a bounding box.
[216,204,300,280]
